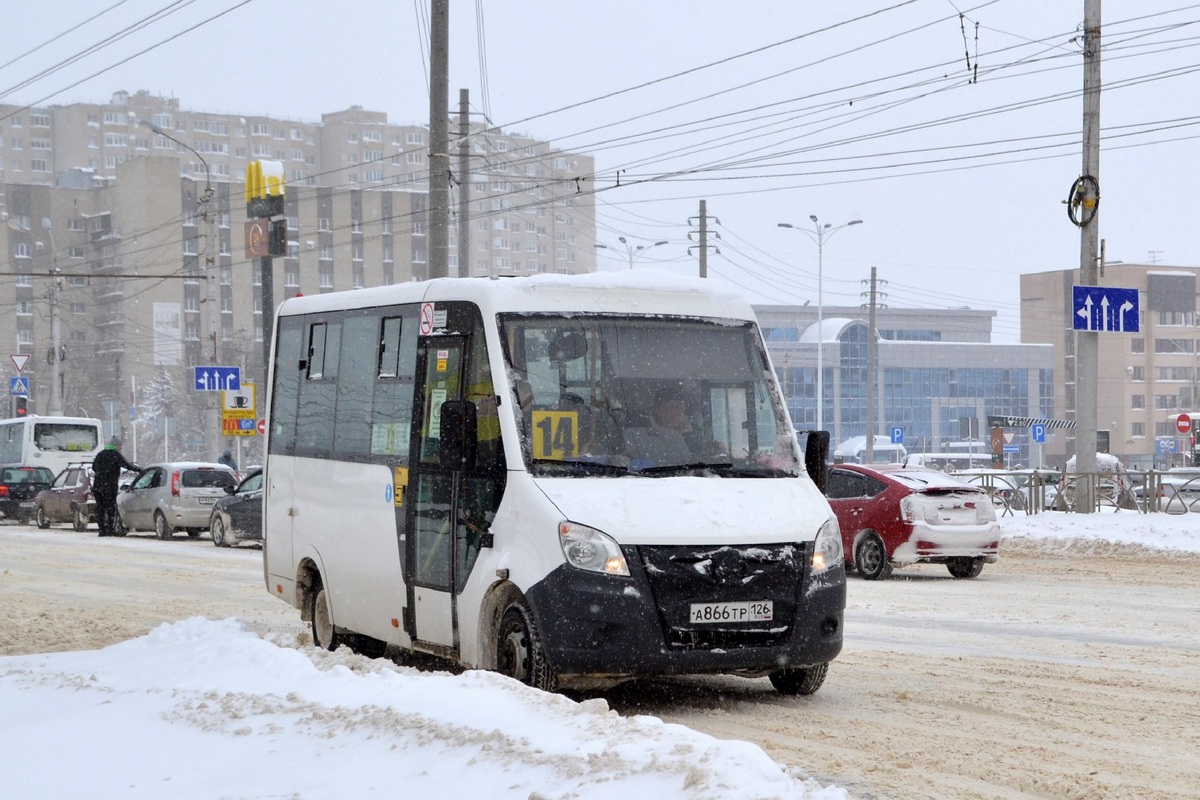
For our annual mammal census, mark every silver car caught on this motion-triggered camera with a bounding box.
[116,462,239,539]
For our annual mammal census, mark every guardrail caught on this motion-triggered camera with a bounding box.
[956,469,1200,516]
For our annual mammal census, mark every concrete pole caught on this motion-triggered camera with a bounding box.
[1075,0,1102,511]
[427,0,450,280]
[865,267,878,463]
[698,200,708,278]
[458,89,470,278]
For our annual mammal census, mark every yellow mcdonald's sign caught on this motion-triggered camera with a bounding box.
[245,159,286,217]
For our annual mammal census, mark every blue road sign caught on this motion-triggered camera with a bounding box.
[890,426,904,444]
[194,366,241,392]
[9,376,29,396]
[1003,445,1019,453]
[1073,285,1139,332]
[1031,423,1046,444]
[1156,438,1178,456]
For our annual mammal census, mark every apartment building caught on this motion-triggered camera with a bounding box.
[1,91,596,459]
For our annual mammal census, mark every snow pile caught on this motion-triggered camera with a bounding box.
[0,617,847,799]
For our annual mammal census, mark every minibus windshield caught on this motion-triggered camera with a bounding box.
[501,314,799,477]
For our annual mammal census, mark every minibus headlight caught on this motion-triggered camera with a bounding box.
[558,521,630,577]
[811,516,843,575]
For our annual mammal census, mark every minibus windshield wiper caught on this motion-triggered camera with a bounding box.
[531,458,630,476]
[630,461,796,478]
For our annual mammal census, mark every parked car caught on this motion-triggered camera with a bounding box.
[826,463,1001,580]
[116,462,239,539]
[1157,467,1200,513]
[34,462,96,531]
[0,466,57,524]
[209,468,263,547]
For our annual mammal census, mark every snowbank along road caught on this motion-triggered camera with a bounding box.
[2,525,1197,799]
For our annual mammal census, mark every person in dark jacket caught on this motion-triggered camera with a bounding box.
[92,437,139,537]
[218,449,237,471]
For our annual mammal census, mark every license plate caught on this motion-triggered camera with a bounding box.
[19,501,35,509]
[198,497,216,505]
[689,600,773,624]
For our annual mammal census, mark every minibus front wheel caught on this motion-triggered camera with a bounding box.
[769,663,829,695]
[496,601,557,692]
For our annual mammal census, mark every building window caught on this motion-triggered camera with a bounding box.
[1154,338,1194,354]
[16,301,32,315]
[1131,422,1146,437]
[319,273,334,288]
[1131,394,1145,410]
[1131,338,1145,354]
[1130,365,1145,382]
[251,123,270,136]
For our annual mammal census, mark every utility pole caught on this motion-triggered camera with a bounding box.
[458,88,470,278]
[1075,0,1102,512]
[863,267,882,462]
[41,218,64,415]
[688,200,720,278]
[427,0,450,280]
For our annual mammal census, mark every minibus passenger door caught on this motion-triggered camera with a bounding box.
[408,336,467,653]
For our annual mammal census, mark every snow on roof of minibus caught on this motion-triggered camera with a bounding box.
[276,270,757,319]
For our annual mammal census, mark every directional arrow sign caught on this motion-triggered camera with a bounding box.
[1072,285,1139,332]
[194,366,241,392]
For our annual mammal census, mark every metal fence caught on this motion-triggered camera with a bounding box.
[955,469,1200,516]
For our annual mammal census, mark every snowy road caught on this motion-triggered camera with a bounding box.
[3,524,1198,799]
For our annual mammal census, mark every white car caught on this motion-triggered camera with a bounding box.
[1157,468,1200,513]
[116,462,239,539]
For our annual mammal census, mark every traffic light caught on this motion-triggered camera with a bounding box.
[14,397,28,416]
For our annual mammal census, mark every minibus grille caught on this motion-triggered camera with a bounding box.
[635,542,807,651]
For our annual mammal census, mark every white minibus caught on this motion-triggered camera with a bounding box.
[264,272,845,694]
[0,415,104,476]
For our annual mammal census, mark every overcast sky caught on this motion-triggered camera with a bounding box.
[3,1,1198,343]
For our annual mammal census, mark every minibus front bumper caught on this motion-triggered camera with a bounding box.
[525,541,846,680]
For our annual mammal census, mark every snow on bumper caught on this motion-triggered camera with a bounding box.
[891,521,1002,565]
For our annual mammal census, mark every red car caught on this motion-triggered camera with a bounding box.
[826,463,1001,580]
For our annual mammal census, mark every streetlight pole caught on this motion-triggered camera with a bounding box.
[594,236,669,270]
[778,217,863,437]
[140,119,219,457]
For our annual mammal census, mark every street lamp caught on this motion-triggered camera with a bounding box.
[139,118,220,457]
[778,216,863,436]
[594,236,669,270]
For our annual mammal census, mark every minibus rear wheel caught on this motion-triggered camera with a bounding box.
[496,602,556,692]
[769,663,829,695]
[310,584,340,652]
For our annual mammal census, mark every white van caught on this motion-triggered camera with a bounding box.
[264,272,845,694]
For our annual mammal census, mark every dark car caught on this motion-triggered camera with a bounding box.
[34,463,96,531]
[209,468,263,547]
[826,463,1001,580]
[0,466,57,524]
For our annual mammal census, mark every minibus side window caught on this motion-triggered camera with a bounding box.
[373,313,417,458]
[331,312,379,459]
[269,315,305,455]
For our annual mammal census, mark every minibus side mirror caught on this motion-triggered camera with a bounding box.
[439,400,478,470]
[803,430,830,494]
